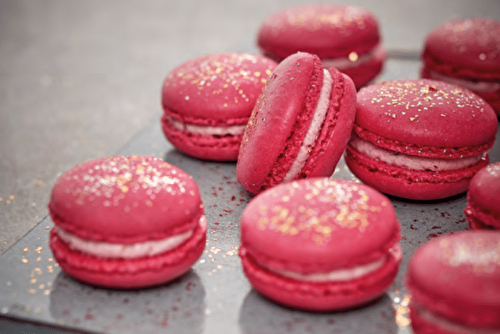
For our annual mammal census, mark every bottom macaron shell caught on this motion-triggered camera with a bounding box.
[345,147,488,200]
[410,305,464,334]
[49,221,207,289]
[161,115,241,161]
[239,248,400,311]
[465,204,500,230]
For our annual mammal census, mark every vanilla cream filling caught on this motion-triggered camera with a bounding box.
[265,243,402,283]
[321,44,385,70]
[56,216,207,259]
[282,69,333,183]
[165,114,246,136]
[415,304,500,334]
[427,70,500,93]
[349,135,485,172]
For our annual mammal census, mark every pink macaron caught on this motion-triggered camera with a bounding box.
[239,177,402,311]
[421,17,500,114]
[256,3,386,89]
[48,155,207,289]
[406,230,500,334]
[161,52,277,161]
[465,161,500,230]
[345,78,498,200]
[236,52,357,195]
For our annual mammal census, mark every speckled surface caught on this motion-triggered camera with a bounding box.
[1,1,500,333]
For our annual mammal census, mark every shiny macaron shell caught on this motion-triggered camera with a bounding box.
[346,79,498,200]
[465,162,500,229]
[49,155,206,288]
[239,178,402,311]
[406,231,500,332]
[236,52,356,195]
[161,52,277,161]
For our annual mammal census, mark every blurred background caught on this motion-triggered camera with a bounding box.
[1,0,500,255]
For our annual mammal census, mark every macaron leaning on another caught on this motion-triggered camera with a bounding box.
[345,79,498,201]
[406,230,500,334]
[464,161,500,230]
[161,52,277,161]
[236,52,357,195]
[239,177,403,311]
[256,3,386,89]
[48,155,207,289]
[421,17,500,114]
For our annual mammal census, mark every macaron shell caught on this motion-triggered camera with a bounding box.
[257,4,380,60]
[161,52,277,122]
[240,178,400,273]
[236,53,322,194]
[48,156,203,244]
[423,17,500,75]
[161,115,242,161]
[240,244,400,311]
[467,162,500,215]
[355,79,498,152]
[406,231,500,329]
[50,218,207,289]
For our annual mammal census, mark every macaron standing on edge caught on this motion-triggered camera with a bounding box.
[421,17,500,115]
[256,3,386,89]
[161,52,277,161]
[406,230,500,334]
[465,161,500,230]
[236,52,357,195]
[345,79,498,201]
[239,177,403,311]
[48,155,207,289]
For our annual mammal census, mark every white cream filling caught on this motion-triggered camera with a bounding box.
[416,304,500,334]
[165,114,246,136]
[56,216,207,259]
[321,44,385,70]
[427,70,500,93]
[282,69,333,183]
[267,243,402,283]
[349,135,485,172]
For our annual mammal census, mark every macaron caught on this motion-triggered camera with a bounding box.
[239,177,402,311]
[421,17,500,114]
[465,161,500,230]
[48,155,207,289]
[236,52,357,195]
[256,3,386,88]
[161,52,277,161]
[345,79,498,200]
[406,230,500,334]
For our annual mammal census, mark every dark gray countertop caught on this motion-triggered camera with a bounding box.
[1,1,500,333]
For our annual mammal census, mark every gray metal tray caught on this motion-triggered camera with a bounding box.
[1,58,499,334]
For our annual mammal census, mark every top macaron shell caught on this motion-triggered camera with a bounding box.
[49,155,203,244]
[237,52,357,194]
[406,230,500,329]
[354,79,498,158]
[162,52,277,124]
[257,4,381,60]
[422,17,500,77]
[240,178,400,274]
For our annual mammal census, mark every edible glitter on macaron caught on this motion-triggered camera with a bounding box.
[48,155,207,288]
[161,52,277,161]
[254,178,389,245]
[239,177,402,311]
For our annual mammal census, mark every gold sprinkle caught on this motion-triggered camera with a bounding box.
[254,72,261,77]
[22,258,28,264]
[348,52,358,62]
[9,195,15,200]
